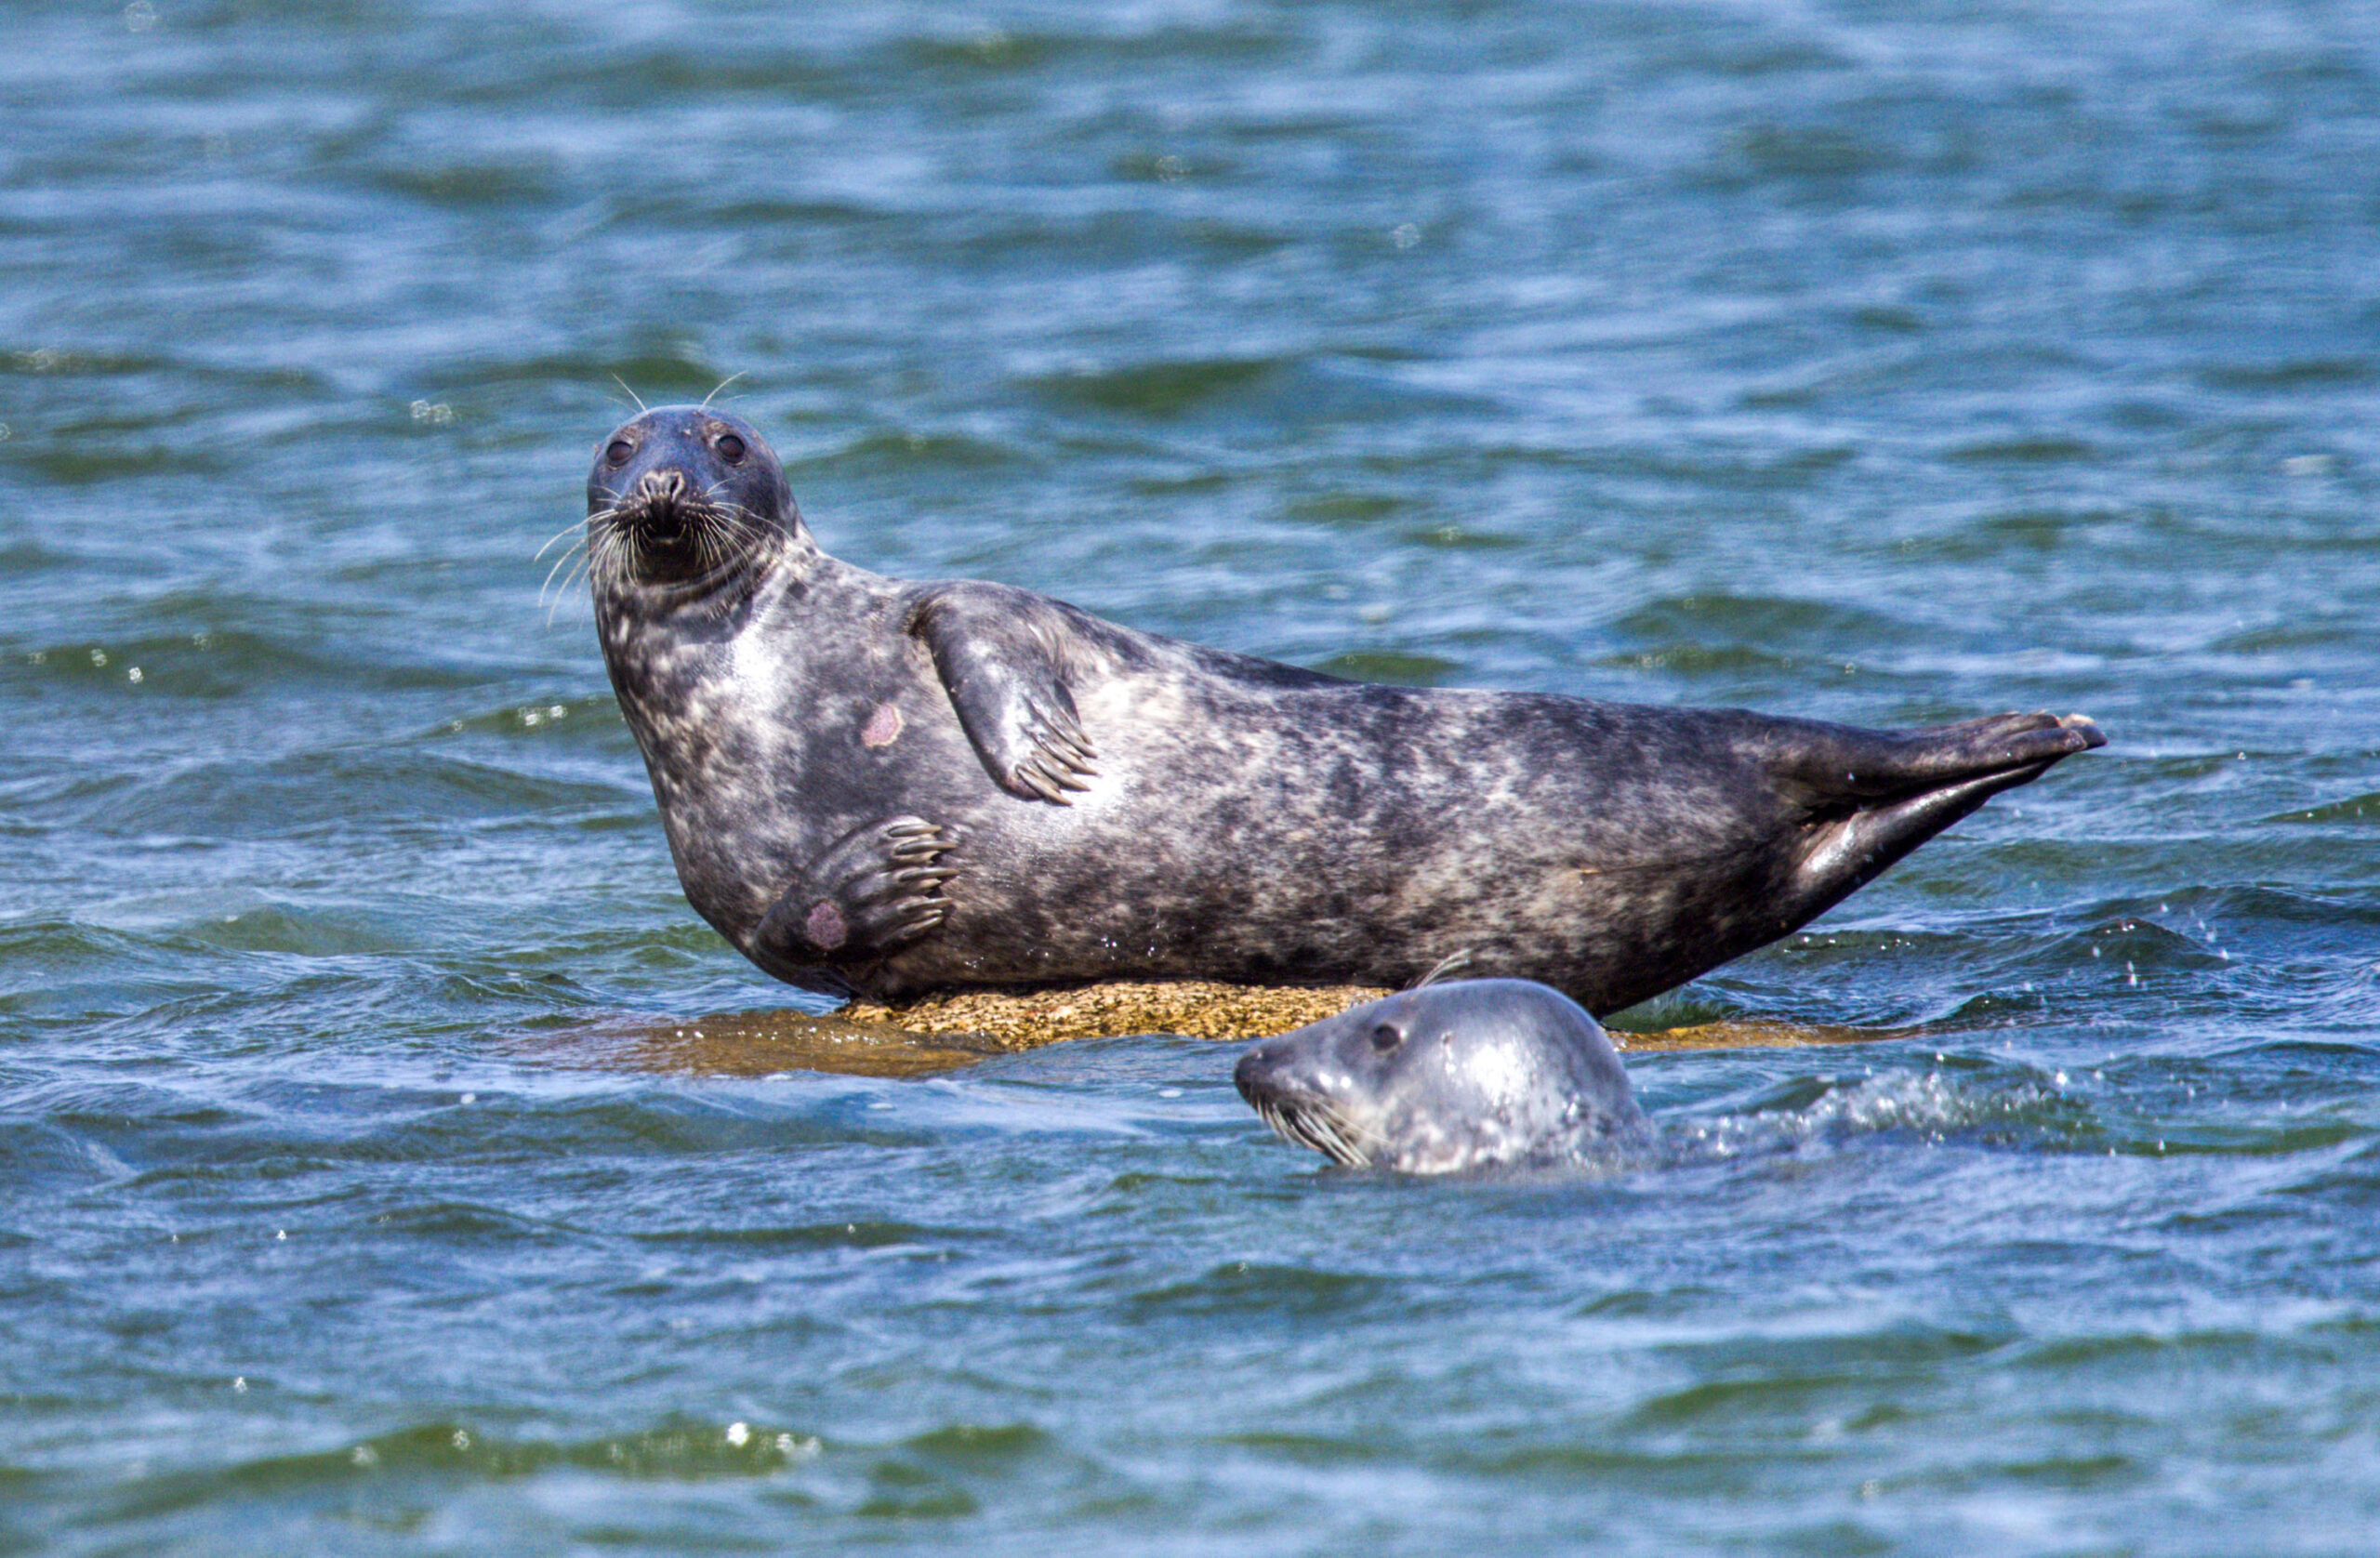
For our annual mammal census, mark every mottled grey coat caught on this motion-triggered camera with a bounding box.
[586,406,2103,1014]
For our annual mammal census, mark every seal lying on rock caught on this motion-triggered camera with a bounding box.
[1235,978,1649,1173]
[584,405,2104,1010]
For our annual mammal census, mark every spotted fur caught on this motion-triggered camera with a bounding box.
[587,407,2106,1009]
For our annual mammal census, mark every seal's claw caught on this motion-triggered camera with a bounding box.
[747,814,960,967]
[1012,765,1066,804]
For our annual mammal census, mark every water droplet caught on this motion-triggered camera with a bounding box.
[726,1421,750,1446]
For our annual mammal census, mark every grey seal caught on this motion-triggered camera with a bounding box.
[1235,978,1649,1173]
[584,405,2105,1011]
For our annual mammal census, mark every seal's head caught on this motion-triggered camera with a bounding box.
[586,406,800,600]
[1235,979,1649,1174]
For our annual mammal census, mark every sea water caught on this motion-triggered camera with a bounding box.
[2,1,2376,1551]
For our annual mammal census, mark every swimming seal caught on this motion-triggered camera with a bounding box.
[1235,978,1648,1172]
[584,405,2105,1011]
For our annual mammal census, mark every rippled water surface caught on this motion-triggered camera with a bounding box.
[5,1,2378,1551]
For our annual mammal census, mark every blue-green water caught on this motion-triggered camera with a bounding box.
[5,1,2378,1551]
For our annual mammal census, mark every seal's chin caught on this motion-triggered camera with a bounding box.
[1247,1093,1375,1168]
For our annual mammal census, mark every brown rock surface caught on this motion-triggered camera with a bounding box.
[570,981,1894,1079]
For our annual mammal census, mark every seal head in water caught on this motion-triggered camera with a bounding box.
[584,405,2105,1010]
[1235,979,1649,1173]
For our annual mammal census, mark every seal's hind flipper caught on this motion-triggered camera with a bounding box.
[909,583,1101,805]
[1771,710,2104,810]
[1782,710,2104,907]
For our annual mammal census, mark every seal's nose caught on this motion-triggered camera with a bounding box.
[635,469,689,502]
[1233,1045,1272,1100]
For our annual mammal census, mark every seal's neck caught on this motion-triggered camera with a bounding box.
[592,531,826,717]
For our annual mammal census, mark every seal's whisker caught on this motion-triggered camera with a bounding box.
[1304,1108,1369,1168]
[542,561,592,623]
[542,543,591,596]
[585,521,640,593]
[533,517,590,562]
[1411,949,1475,990]
[610,374,648,414]
[1278,1095,1382,1168]
[700,371,748,410]
[1256,1096,1370,1168]
[545,533,589,594]
[543,556,595,627]
[551,558,591,608]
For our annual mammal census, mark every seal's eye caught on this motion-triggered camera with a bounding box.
[716,433,747,465]
[605,439,633,467]
[1369,1023,1403,1053]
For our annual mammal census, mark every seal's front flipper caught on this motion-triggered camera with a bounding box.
[748,816,959,972]
[909,583,1100,805]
